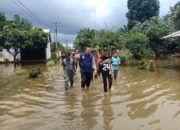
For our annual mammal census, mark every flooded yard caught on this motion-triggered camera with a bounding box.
[0,59,180,130]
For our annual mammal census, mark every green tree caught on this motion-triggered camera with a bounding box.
[117,25,129,35]
[29,28,48,48]
[0,12,6,31]
[2,20,27,63]
[143,18,174,57]
[0,14,48,66]
[127,0,160,29]
[164,1,180,30]
[124,31,149,59]
[130,17,174,57]
[14,14,32,31]
[74,28,95,51]
[94,30,123,53]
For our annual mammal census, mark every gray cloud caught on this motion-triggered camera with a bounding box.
[0,0,179,44]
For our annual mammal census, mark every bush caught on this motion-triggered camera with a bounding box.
[47,60,56,67]
[15,69,28,76]
[29,68,41,78]
[127,59,139,66]
[124,31,149,60]
[4,58,9,63]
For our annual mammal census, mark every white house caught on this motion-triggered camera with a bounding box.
[0,29,51,62]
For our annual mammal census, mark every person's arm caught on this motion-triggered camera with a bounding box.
[60,60,65,76]
[118,58,121,65]
[109,60,112,75]
[75,54,80,61]
[92,57,97,70]
[99,56,106,65]
[73,60,76,72]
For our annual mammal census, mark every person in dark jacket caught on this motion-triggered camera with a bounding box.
[79,47,95,90]
[99,48,113,92]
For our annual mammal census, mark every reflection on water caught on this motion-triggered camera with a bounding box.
[102,94,113,130]
[0,59,180,130]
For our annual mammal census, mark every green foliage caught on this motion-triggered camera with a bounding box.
[94,30,124,53]
[46,60,56,67]
[14,14,32,31]
[74,28,95,51]
[0,14,48,63]
[28,28,48,48]
[15,69,27,76]
[29,68,41,78]
[137,60,148,69]
[51,42,64,60]
[127,59,139,66]
[127,0,160,29]
[73,0,178,59]
[131,17,174,57]
[124,31,149,59]
[165,1,180,30]
[144,18,174,57]
[4,58,9,63]
[117,25,129,35]
[0,12,6,31]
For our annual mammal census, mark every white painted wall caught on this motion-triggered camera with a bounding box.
[0,49,21,62]
[46,42,51,60]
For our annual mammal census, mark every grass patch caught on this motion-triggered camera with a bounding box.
[46,59,60,67]
[47,60,56,67]
[15,69,28,76]
[127,59,139,66]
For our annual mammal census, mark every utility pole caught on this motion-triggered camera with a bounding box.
[53,22,61,61]
[53,22,61,47]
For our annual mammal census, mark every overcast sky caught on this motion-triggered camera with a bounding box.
[0,0,179,45]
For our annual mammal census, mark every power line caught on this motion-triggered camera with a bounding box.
[15,0,52,28]
[12,0,43,26]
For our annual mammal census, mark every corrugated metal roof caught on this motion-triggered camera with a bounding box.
[162,31,180,39]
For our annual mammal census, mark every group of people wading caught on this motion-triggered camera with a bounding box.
[61,47,122,93]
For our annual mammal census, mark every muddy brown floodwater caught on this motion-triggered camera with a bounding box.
[0,58,180,130]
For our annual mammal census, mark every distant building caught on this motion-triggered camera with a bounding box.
[0,29,51,63]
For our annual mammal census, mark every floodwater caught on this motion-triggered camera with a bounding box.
[0,59,180,130]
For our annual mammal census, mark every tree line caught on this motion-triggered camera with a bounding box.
[74,0,180,59]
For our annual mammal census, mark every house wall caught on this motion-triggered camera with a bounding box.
[46,42,51,60]
[0,49,21,62]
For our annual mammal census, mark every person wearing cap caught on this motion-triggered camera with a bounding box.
[99,48,113,92]
[79,47,95,90]
[61,52,75,90]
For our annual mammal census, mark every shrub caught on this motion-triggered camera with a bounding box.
[127,59,139,66]
[29,68,41,78]
[15,69,28,76]
[4,58,9,63]
[47,60,56,67]
[124,31,149,60]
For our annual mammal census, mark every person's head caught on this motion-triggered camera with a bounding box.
[103,48,109,56]
[91,50,96,55]
[65,52,71,59]
[72,52,75,57]
[85,47,91,54]
[114,51,118,57]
